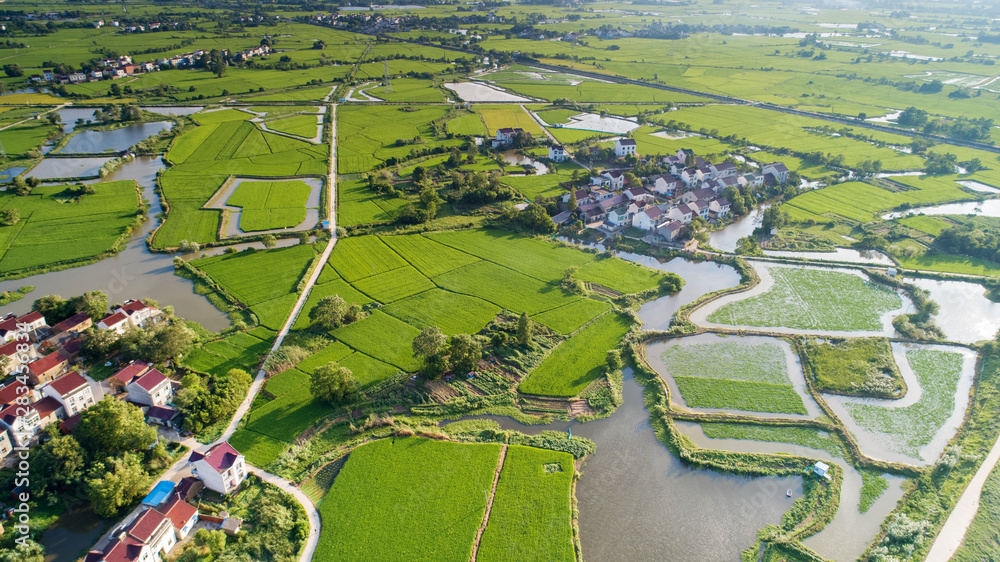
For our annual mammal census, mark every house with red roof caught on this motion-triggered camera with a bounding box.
[109,361,152,391]
[0,340,37,376]
[114,299,162,329]
[159,493,199,539]
[126,369,172,407]
[0,311,47,342]
[189,442,247,494]
[97,311,129,335]
[42,371,96,417]
[0,402,41,447]
[84,506,176,562]
[51,312,92,336]
[26,351,68,385]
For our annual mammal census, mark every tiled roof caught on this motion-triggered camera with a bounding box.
[33,396,62,419]
[53,312,91,333]
[99,312,128,327]
[127,508,168,542]
[0,381,28,407]
[190,441,243,472]
[111,362,151,385]
[118,300,148,315]
[28,352,66,376]
[48,371,88,397]
[132,369,167,392]
[147,405,176,421]
[160,493,197,530]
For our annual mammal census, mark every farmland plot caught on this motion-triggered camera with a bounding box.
[426,229,592,282]
[379,234,480,277]
[316,438,499,561]
[520,312,631,397]
[652,335,810,415]
[226,180,312,231]
[327,235,408,282]
[434,261,580,315]
[193,245,316,305]
[331,311,423,372]
[381,289,500,335]
[704,265,904,333]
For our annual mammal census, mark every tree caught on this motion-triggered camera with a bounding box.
[313,40,326,50]
[567,189,578,211]
[262,234,277,248]
[310,362,356,403]
[32,435,85,494]
[309,295,348,329]
[3,64,22,77]
[0,540,44,562]
[449,334,482,373]
[144,322,194,363]
[517,311,532,346]
[412,165,427,184]
[209,49,226,78]
[606,349,623,371]
[897,106,928,128]
[75,397,157,458]
[31,294,73,325]
[194,529,227,555]
[412,326,446,360]
[0,208,19,226]
[75,290,109,320]
[87,453,150,517]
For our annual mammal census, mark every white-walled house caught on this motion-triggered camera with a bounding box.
[97,311,129,335]
[680,188,717,205]
[84,507,176,562]
[601,171,624,190]
[115,299,162,328]
[160,493,199,539]
[42,371,95,418]
[632,206,664,230]
[190,442,248,494]
[710,198,732,218]
[656,220,684,242]
[666,204,695,224]
[615,138,637,158]
[127,369,173,407]
[606,204,630,227]
[648,174,680,195]
[762,162,789,184]
[548,145,567,162]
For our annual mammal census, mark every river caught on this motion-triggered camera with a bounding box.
[0,157,230,331]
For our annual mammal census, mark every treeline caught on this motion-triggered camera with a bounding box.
[933,224,1000,263]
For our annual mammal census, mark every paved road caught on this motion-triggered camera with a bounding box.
[93,104,338,561]
[926,431,1000,559]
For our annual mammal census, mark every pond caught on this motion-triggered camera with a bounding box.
[707,204,770,252]
[56,121,172,154]
[0,157,230,331]
[635,257,742,330]
[141,106,204,116]
[501,150,548,175]
[443,82,530,102]
[882,199,1000,219]
[442,370,802,561]
[956,180,1000,194]
[42,502,111,562]
[55,107,97,133]
[27,157,112,179]
[0,166,27,183]
[910,277,1000,344]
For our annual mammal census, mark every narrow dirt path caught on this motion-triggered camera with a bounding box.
[471,444,508,562]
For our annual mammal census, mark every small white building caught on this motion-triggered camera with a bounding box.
[127,369,173,407]
[97,311,130,335]
[648,174,679,196]
[615,138,637,158]
[189,442,248,494]
[115,299,162,329]
[548,145,567,162]
[762,162,789,184]
[632,206,664,231]
[601,171,625,190]
[84,508,176,562]
[42,371,95,418]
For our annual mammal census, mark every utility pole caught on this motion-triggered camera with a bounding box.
[383,60,393,93]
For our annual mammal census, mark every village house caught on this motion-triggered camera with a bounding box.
[0,311,47,342]
[614,138,637,158]
[0,428,12,459]
[127,368,173,407]
[679,167,698,186]
[712,161,738,179]
[85,507,177,562]
[51,312,93,337]
[624,186,653,203]
[739,173,764,188]
[0,403,40,447]
[656,220,684,242]
[601,170,625,190]
[42,371,95,418]
[680,188,718,205]
[115,299,162,328]
[647,174,680,196]
[606,204,630,227]
[147,405,179,428]
[710,198,732,218]
[762,162,789,184]
[548,144,568,162]
[159,493,199,539]
[632,206,664,231]
[493,127,527,147]
[562,188,592,206]
[109,361,153,392]
[592,188,614,201]
[0,340,37,375]
[190,441,248,494]
[26,351,68,385]
[666,203,696,224]
[97,311,130,335]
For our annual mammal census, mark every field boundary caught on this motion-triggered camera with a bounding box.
[470,443,507,562]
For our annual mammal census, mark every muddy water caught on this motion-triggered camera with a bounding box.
[882,199,1000,220]
[637,257,742,330]
[0,157,229,331]
[28,157,112,179]
[676,422,908,562]
[762,248,895,266]
[445,371,802,561]
[42,502,110,562]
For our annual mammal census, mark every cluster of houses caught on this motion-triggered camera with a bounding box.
[31,44,271,85]
[0,299,166,452]
[85,442,249,562]
[554,146,789,244]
